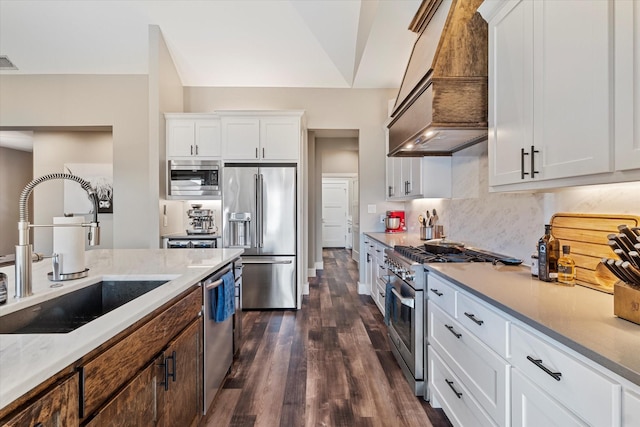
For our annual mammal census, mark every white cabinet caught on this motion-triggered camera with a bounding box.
[510,323,620,426]
[386,157,452,200]
[221,113,302,161]
[615,1,640,171]
[512,368,586,427]
[482,0,614,189]
[166,114,221,159]
[623,388,640,427]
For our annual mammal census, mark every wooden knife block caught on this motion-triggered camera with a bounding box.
[614,281,640,325]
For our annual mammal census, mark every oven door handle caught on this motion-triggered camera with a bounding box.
[391,288,415,308]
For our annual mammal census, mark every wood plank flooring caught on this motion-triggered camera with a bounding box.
[205,249,451,427]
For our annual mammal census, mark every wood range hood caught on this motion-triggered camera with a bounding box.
[388,0,488,157]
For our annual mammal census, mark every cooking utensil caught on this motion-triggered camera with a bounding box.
[618,225,639,246]
[418,215,424,226]
[424,238,464,254]
[622,261,640,285]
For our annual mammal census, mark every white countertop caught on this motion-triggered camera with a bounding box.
[427,263,640,387]
[0,248,243,410]
[363,232,425,248]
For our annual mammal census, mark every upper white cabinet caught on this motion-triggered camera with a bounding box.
[220,112,303,162]
[166,114,221,159]
[482,0,614,189]
[386,157,452,200]
[615,1,640,171]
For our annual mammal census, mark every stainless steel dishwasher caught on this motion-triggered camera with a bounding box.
[202,265,234,414]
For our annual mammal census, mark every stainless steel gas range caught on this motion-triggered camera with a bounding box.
[384,244,520,398]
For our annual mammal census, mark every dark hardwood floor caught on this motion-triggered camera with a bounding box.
[206,248,451,427]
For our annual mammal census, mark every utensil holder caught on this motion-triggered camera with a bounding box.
[420,226,433,240]
[614,281,640,325]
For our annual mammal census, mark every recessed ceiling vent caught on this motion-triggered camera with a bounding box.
[0,55,18,70]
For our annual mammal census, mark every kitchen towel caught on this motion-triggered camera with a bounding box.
[384,280,395,326]
[53,216,85,274]
[211,271,235,322]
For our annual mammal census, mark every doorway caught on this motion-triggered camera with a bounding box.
[321,178,349,248]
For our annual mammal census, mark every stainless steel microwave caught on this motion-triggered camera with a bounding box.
[168,160,221,199]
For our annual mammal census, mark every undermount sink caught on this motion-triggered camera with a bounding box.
[0,280,169,334]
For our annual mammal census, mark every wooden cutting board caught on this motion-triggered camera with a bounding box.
[551,213,640,294]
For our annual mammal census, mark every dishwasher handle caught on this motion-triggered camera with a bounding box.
[203,265,232,290]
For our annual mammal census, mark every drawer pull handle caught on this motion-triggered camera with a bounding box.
[430,288,443,297]
[445,324,462,339]
[445,379,462,398]
[464,312,484,326]
[527,356,562,381]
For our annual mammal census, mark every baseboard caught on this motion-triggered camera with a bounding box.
[302,281,310,295]
[307,268,316,278]
[315,261,323,270]
[357,282,371,295]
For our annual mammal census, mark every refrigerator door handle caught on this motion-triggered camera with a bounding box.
[258,173,264,248]
[254,173,260,249]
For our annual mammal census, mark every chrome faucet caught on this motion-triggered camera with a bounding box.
[15,173,101,299]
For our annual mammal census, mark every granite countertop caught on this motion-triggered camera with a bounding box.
[0,248,243,410]
[427,262,640,387]
[364,232,426,248]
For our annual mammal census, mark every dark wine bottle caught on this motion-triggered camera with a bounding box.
[538,224,559,282]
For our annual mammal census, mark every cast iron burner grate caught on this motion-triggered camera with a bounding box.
[393,245,509,264]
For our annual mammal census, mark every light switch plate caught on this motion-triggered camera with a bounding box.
[367,204,376,214]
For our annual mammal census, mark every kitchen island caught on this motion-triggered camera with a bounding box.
[0,248,242,418]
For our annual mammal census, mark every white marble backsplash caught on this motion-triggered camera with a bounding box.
[407,141,640,265]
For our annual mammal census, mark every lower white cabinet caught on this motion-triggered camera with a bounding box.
[429,346,496,427]
[512,368,586,427]
[429,302,509,426]
[510,324,620,427]
[623,388,640,427]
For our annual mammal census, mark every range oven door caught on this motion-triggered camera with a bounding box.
[387,276,424,386]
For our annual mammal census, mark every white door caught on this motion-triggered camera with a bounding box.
[322,179,348,248]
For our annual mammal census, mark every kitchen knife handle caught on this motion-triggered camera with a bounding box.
[531,145,539,177]
[521,148,529,179]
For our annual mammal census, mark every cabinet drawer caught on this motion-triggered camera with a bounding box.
[512,368,587,427]
[456,291,510,358]
[624,388,640,427]
[428,346,496,427]
[3,374,79,427]
[427,273,456,316]
[81,286,202,418]
[510,324,620,426]
[429,302,509,427]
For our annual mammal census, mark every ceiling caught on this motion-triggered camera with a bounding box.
[0,0,421,88]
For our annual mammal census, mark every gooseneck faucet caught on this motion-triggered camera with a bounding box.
[15,173,101,299]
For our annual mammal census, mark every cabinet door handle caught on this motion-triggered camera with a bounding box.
[531,145,539,177]
[430,288,443,297]
[195,145,199,155]
[464,312,484,326]
[367,254,371,263]
[406,181,411,194]
[160,351,177,390]
[255,147,258,159]
[445,324,462,339]
[262,147,265,158]
[521,148,529,179]
[388,186,393,197]
[527,355,562,381]
[445,379,462,398]
[191,145,194,156]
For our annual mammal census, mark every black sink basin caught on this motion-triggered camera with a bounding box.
[0,280,168,334]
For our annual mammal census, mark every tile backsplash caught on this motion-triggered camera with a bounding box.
[407,142,640,264]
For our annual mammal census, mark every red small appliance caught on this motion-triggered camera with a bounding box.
[385,210,406,233]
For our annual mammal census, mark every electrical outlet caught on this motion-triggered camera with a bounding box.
[380,214,385,224]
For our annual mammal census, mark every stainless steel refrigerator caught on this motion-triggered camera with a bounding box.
[222,164,297,309]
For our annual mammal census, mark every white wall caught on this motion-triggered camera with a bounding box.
[407,141,640,264]
[0,74,152,249]
[32,131,114,254]
[0,147,33,256]
[317,137,358,174]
